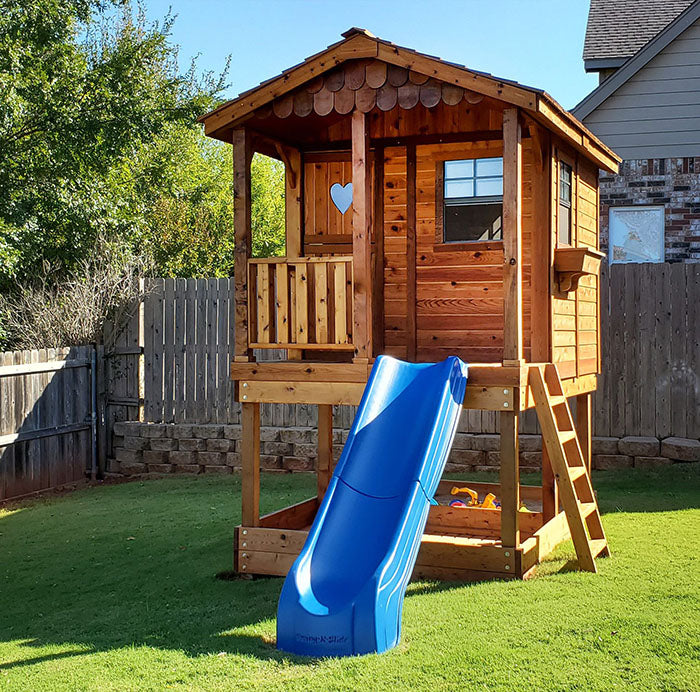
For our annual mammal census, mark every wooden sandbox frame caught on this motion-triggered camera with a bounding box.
[231,361,597,582]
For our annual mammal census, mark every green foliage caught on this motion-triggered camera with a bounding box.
[251,154,286,259]
[0,0,281,287]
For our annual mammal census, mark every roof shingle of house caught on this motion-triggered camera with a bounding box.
[583,0,696,61]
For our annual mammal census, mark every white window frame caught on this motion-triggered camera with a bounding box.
[609,205,665,264]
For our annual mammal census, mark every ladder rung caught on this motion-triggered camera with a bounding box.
[569,466,587,481]
[559,430,577,443]
[550,395,567,406]
[589,538,608,558]
[580,501,598,518]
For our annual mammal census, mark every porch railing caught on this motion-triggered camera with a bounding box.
[248,256,353,350]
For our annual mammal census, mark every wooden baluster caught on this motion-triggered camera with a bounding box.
[248,263,257,344]
[275,262,288,345]
[256,263,271,344]
[289,265,297,344]
[295,262,309,344]
[333,262,348,344]
[315,262,329,345]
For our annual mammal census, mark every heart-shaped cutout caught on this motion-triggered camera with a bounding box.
[330,182,353,214]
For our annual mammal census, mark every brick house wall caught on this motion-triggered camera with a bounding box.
[599,157,700,262]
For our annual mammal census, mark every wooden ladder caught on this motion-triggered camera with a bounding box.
[530,364,610,572]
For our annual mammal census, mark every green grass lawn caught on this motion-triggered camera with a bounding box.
[1,466,698,691]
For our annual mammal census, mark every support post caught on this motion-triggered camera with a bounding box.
[241,402,260,526]
[233,128,254,362]
[529,123,551,362]
[541,444,559,522]
[500,397,520,550]
[502,108,523,365]
[575,392,592,474]
[284,145,303,259]
[284,145,304,360]
[372,144,385,355]
[351,109,373,362]
[406,142,417,361]
[317,404,333,498]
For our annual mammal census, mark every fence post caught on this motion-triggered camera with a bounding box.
[95,344,107,478]
[138,278,146,422]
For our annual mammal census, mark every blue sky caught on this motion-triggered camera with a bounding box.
[142,0,598,111]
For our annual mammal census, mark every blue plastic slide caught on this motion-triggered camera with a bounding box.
[276,355,468,657]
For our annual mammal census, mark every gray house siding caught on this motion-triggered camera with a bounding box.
[581,19,700,159]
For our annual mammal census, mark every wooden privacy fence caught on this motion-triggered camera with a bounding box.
[106,277,356,430]
[0,346,96,501]
[1,263,696,500]
[596,262,699,440]
[117,264,699,439]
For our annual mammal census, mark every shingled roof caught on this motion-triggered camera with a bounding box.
[583,0,695,68]
[200,29,620,171]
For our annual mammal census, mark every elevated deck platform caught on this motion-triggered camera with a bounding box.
[231,361,598,409]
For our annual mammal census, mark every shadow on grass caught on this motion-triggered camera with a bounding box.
[0,475,470,669]
[1,465,698,668]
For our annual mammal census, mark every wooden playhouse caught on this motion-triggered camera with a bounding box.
[199,29,621,581]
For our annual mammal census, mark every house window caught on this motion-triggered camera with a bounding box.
[558,161,572,245]
[443,158,503,242]
[609,206,665,263]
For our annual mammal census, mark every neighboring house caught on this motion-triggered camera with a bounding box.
[573,0,700,263]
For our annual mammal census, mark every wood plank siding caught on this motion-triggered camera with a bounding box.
[582,18,700,159]
[551,143,600,379]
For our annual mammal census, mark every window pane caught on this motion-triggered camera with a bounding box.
[444,202,503,242]
[476,158,503,177]
[475,178,503,197]
[609,206,665,263]
[559,162,572,204]
[444,159,473,179]
[445,179,474,198]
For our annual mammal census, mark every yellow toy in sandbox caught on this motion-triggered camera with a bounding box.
[449,486,532,512]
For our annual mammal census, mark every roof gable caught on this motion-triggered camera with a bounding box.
[583,0,694,68]
[199,29,619,172]
[574,1,700,120]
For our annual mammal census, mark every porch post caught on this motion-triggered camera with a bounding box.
[241,401,260,527]
[502,108,523,364]
[500,107,523,552]
[232,127,254,362]
[351,109,373,362]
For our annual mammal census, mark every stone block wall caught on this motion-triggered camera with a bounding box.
[599,157,700,262]
[109,423,699,477]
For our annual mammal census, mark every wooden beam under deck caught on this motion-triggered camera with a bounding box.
[231,361,598,408]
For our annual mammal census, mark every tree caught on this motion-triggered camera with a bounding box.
[0,0,227,285]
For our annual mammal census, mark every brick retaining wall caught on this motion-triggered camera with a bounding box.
[109,422,699,477]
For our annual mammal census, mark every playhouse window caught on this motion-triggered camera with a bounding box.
[558,161,572,245]
[443,158,503,243]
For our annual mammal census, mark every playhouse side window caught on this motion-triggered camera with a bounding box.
[558,161,573,246]
[442,158,503,243]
